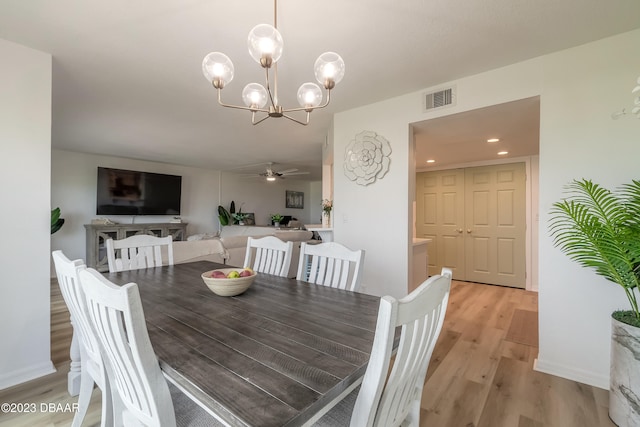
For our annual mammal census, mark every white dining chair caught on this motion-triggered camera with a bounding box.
[313,268,452,427]
[106,234,174,273]
[243,235,294,277]
[296,242,365,292]
[51,250,113,427]
[78,267,225,427]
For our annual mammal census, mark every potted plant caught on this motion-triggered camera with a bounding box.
[271,214,284,227]
[232,211,248,226]
[549,178,640,427]
[218,205,231,226]
[51,207,65,234]
[322,199,333,227]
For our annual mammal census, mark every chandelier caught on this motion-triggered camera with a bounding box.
[201,0,345,126]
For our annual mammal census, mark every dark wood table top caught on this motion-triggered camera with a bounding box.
[106,261,381,427]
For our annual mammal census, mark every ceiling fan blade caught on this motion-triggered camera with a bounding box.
[276,168,298,174]
[282,171,310,176]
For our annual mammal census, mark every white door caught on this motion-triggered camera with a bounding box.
[464,163,526,287]
[416,162,526,288]
[416,169,465,279]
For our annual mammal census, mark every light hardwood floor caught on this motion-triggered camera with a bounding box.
[0,279,614,426]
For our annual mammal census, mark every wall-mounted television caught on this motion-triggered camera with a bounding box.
[96,167,182,215]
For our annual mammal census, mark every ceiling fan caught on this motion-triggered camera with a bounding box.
[248,162,310,181]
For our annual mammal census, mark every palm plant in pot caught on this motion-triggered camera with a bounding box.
[549,179,640,426]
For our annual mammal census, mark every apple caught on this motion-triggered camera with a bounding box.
[211,270,226,278]
[227,270,240,279]
[239,269,252,277]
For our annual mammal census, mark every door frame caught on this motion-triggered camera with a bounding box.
[414,155,538,291]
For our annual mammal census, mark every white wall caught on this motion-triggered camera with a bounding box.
[333,29,640,388]
[536,30,640,388]
[309,181,323,224]
[220,172,315,226]
[0,39,55,389]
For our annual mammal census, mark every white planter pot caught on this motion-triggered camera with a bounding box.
[610,315,640,426]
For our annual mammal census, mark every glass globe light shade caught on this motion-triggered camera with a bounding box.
[314,52,345,89]
[297,83,323,109]
[242,83,268,109]
[247,24,283,66]
[202,52,234,88]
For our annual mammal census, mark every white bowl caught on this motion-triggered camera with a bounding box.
[201,268,256,296]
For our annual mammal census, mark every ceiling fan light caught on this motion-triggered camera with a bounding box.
[242,83,268,109]
[297,83,322,109]
[266,176,276,181]
[202,52,234,88]
[314,52,345,89]
[247,24,283,66]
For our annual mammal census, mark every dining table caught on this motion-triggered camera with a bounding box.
[103,260,383,427]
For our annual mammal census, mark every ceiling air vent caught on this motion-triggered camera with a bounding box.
[423,87,456,112]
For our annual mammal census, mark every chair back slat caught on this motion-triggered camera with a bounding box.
[350,268,452,427]
[296,242,365,292]
[243,236,294,277]
[51,250,113,427]
[79,268,176,427]
[106,234,174,273]
[52,251,102,365]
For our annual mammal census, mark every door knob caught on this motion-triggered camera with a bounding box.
[467,229,472,233]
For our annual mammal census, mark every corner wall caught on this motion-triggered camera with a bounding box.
[0,39,55,389]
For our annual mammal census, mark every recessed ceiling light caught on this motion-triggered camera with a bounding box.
[497,151,508,155]
[487,138,500,143]
[426,159,435,163]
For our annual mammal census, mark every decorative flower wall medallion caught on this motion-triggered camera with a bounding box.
[344,130,392,186]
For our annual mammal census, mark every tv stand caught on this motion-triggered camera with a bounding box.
[85,222,187,272]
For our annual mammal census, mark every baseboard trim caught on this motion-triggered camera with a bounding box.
[534,357,609,390]
[0,360,56,390]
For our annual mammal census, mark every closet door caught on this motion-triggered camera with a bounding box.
[416,169,465,279]
[416,162,526,288]
[464,163,526,288]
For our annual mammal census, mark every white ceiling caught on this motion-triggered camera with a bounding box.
[414,96,541,170]
[1,1,639,181]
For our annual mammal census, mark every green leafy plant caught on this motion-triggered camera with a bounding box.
[271,214,283,222]
[51,207,65,234]
[549,179,640,326]
[218,205,231,226]
[232,212,248,222]
[322,199,333,216]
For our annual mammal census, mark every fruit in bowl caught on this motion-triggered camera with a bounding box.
[201,268,256,296]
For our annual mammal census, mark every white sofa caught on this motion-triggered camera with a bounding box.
[172,225,314,278]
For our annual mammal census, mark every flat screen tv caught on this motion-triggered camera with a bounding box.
[96,167,182,215]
